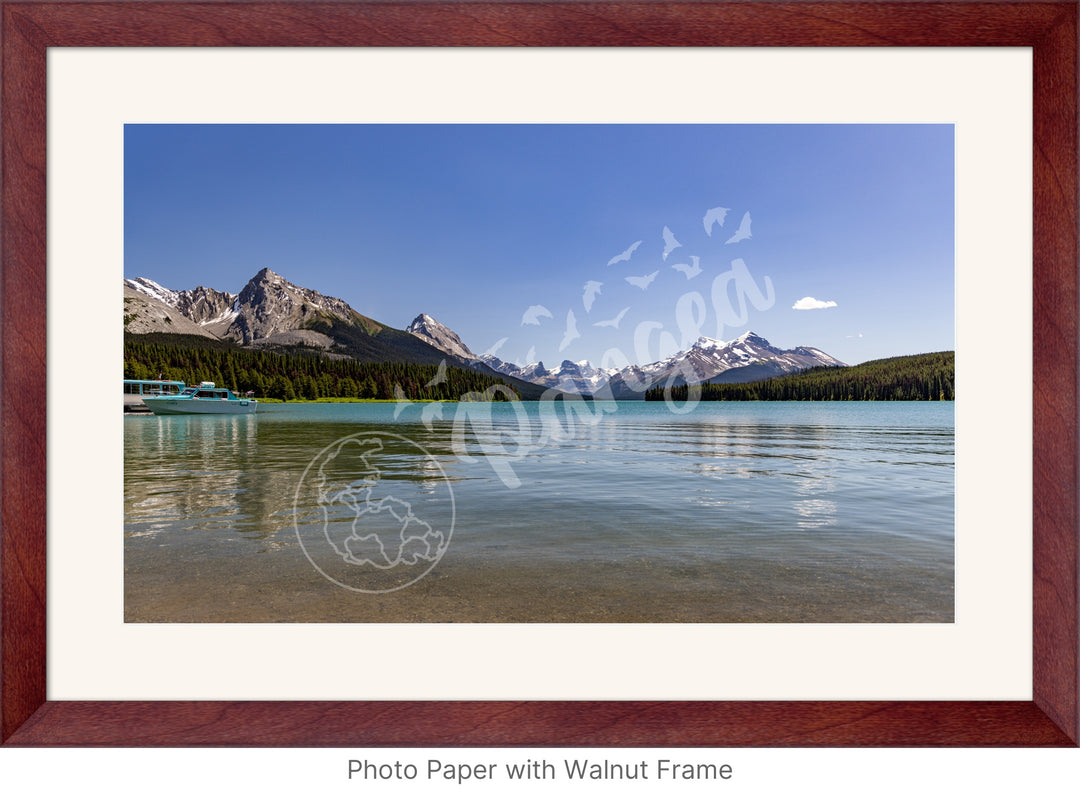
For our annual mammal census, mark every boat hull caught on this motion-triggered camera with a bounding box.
[143,398,257,415]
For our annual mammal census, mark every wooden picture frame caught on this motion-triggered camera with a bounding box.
[2,1,1076,747]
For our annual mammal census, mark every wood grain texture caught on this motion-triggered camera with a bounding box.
[1,1,1077,747]
[0,2,1072,47]
[4,701,1075,746]
[1031,0,1079,745]
[1,0,48,745]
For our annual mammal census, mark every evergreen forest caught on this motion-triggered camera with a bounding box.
[645,351,955,402]
[124,334,525,401]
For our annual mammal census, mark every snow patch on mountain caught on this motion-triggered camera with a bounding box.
[404,315,843,399]
[406,313,477,362]
[124,277,180,308]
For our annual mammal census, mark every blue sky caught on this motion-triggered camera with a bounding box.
[125,124,954,368]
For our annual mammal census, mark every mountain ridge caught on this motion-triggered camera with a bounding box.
[124,271,553,399]
[125,268,386,346]
[647,351,955,402]
[405,313,845,400]
[125,271,844,401]
[125,270,487,368]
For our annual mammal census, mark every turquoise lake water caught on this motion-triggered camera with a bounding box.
[124,400,953,622]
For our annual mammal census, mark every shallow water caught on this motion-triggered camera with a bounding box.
[124,400,953,622]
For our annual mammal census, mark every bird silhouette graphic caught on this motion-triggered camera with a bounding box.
[625,270,659,290]
[703,206,731,236]
[421,402,445,428]
[425,359,449,388]
[484,336,509,356]
[582,280,603,312]
[661,226,682,261]
[594,306,630,329]
[670,255,702,279]
[391,384,413,419]
[607,240,642,266]
[521,304,554,326]
[559,309,581,352]
[725,212,752,244]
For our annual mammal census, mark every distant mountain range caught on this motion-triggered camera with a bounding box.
[406,312,844,399]
[125,269,844,400]
[650,351,954,402]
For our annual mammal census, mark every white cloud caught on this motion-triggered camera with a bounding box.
[792,296,837,310]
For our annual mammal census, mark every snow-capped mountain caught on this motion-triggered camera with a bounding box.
[515,359,621,394]
[482,358,620,395]
[598,331,845,399]
[174,286,238,334]
[125,272,554,398]
[406,313,476,362]
[404,313,617,394]
[124,268,382,348]
[404,315,842,399]
[124,276,182,307]
[127,275,843,399]
[124,279,219,339]
[125,276,238,335]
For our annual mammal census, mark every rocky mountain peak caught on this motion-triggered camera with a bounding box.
[224,269,367,344]
[405,313,439,337]
[250,267,284,284]
[175,286,237,328]
[124,268,378,346]
[405,313,476,362]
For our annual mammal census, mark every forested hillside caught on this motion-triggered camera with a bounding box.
[646,351,954,402]
[124,333,533,401]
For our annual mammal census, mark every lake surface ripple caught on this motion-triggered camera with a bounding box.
[125,401,953,622]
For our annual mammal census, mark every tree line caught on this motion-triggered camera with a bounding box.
[645,351,955,402]
[124,334,519,401]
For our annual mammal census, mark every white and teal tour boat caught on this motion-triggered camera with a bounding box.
[141,381,257,415]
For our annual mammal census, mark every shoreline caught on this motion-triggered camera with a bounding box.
[124,543,953,624]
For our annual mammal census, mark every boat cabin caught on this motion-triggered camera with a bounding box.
[123,379,185,397]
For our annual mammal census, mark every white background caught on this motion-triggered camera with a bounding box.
[5,47,1073,797]
[3,747,1078,799]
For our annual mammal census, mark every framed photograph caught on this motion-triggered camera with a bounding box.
[2,1,1076,746]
